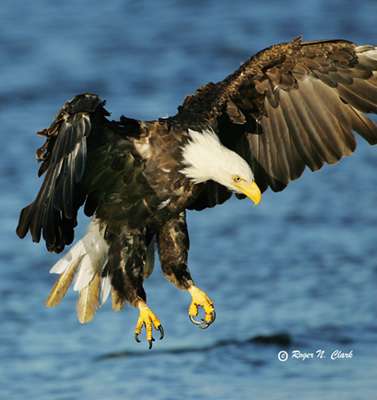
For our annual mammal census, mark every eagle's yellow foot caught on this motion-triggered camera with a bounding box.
[188,285,216,329]
[134,301,164,349]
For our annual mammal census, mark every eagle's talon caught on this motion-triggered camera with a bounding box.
[199,321,210,330]
[189,314,204,326]
[188,285,216,329]
[198,311,216,329]
[210,310,216,323]
[158,325,165,340]
[135,301,164,349]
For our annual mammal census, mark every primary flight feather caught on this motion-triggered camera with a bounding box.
[17,38,377,348]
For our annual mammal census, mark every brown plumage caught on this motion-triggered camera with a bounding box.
[111,287,126,311]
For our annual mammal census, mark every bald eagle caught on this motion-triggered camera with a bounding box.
[17,38,377,348]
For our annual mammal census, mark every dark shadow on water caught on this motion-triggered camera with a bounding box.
[95,332,292,361]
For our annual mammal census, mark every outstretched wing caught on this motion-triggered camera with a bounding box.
[173,38,377,205]
[16,94,110,252]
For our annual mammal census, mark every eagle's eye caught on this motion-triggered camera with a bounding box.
[232,175,241,183]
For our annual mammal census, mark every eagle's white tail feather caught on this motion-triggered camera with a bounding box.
[73,254,96,292]
[100,274,111,305]
[47,219,110,321]
[49,241,86,274]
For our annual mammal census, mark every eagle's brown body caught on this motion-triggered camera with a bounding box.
[90,119,197,229]
[16,38,377,346]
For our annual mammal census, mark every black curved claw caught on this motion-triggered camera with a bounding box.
[135,333,141,343]
[189,314,204,326]
[199,321,210,329]
[148,339,154,350]
[200,311,216,329]
[158,325,165,340]
[190,310,216,329]
[211,310,216,323]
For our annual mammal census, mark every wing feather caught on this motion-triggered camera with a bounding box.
[16,94,109,252]
[173,38,377,200]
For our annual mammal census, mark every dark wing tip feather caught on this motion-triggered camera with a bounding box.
[16,204,33,239]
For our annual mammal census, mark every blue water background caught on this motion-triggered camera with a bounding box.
[1,1,377,399]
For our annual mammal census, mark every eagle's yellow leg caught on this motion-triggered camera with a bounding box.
[134,301,164,349]
[188,285,216,329]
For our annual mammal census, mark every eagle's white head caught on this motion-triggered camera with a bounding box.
[181,129,262,205]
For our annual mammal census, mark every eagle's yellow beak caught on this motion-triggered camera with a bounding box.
[234,181,262,205]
